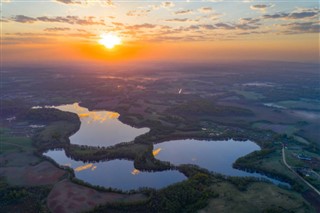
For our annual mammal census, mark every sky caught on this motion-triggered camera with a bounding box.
[1,0,319,64]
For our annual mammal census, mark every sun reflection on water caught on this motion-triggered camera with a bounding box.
[152,148,162,156]
[74,163,94,172]
[56,103,120,124]
[131,169,140,175]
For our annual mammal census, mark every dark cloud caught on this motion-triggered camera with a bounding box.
[250,4,269,11]
[126,23,157,30]
[282,21,320,34]
[55,0,80,4]
[174,10,193,15]
[198,7,213,13]
[11,15,105,25]
[215,22,235,30]
[55,0,114,6]
[237,31,268,35]
[263,8,319,20]
[161,2,175,8]
[126,10,151,17]
[236,23,259,30]
[289,10,319,19]
[0,18,9,23]
[184,22,259,31]
[12,15,37,23]
[44,27,71,31]
[240,17,261,24]
[251,4,268,9]
[165,18,190,22]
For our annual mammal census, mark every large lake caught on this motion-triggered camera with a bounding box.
[153,139,287,185]
[55,103,149,147]
[44,149,186,190]
[41,103,288,189]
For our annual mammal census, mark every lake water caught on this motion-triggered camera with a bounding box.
[54,103,149,147]
[40,103,288,189]
[43,149,186,190]
[153,139,288,185]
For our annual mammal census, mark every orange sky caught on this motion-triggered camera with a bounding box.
[3,35,318,65]
[2,1,319,65]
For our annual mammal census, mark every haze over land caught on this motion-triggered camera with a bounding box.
[1,0,320,213]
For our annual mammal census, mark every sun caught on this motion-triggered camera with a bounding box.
[98,33,122,49]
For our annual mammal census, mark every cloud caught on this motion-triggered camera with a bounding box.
[11,15,37,23]
[126,9,151,17]
[198,7,213,13]
[281,21,320,34]
[2,31,96,45]
[239,17,261,24]
[185,21,259,31]
[215,22,235,30]
[126,23,157,30]
[44,27,71,31]
[0,19,9,23]
[166,18,189,22]
[250,4,271,12]
[161,2,175,8]
[263,8,319,20]
[197,24,216,30]
[11,15,105,25]
[174,9,193,15]
[236,23,259,30]
[55,0,81,4]
[105,0,114,6]
[112,22,124,26]
[201,13,223,21]
[55,0,114,6]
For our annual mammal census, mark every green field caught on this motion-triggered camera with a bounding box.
[0,128,34,154]
[234,90,265,100]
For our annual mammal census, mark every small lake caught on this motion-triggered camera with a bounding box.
[55,103,149,147]
[44,149,186,190]
[153,139,288,185]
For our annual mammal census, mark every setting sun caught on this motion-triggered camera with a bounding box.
[98,33,122,49]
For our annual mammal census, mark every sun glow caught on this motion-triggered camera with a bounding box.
[99,33,122,49]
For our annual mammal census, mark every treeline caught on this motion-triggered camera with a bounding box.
[0,185,51,213]
[90,173,218,213]
[30,108,81,151]
[233,149,294,186]
[25,108,79,124]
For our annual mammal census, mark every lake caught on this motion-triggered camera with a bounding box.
[44,149,186,190]
[55,103,150,147]
[153,139,288,185]
[42,103,288,188]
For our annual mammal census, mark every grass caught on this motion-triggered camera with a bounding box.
[234,90,265,100]
[256,150,292,176]
[285,150,305,168]
[0,128,34,154]
[201,182,314,213]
